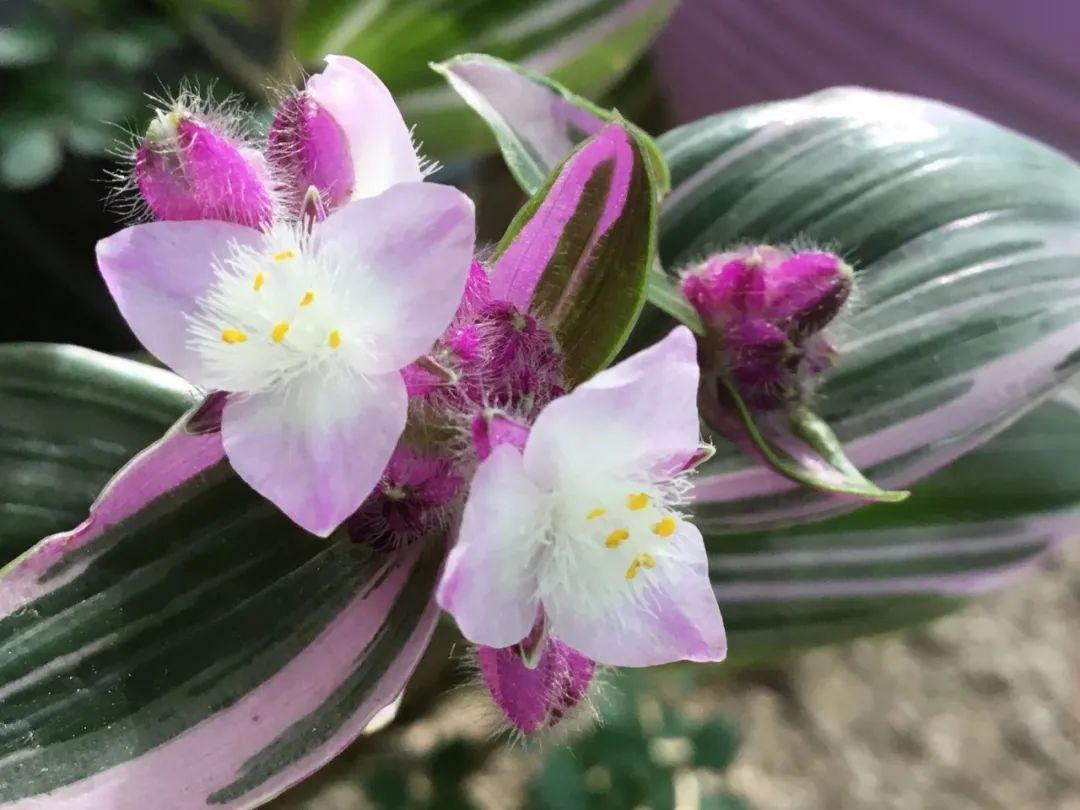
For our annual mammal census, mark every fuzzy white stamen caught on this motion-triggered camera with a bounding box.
[186,224,373,392]
[532,471,689,620]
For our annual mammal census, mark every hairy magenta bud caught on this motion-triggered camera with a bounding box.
[134,105,273,228]
[405,261,565,419]
[682,247,852,410]
[268,93,354,215]
[346,446,461,549]
[477,620,595,734]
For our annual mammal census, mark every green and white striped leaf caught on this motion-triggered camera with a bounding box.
[0,347,444,809]
[662,88,1080,530]
[712,390,1080,662]
[0,343,192,565]
[292,0,679,160]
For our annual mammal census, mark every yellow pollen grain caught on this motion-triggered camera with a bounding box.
[625,552,655,581]
[329,329,341,349]
[300,290,315,307]
[271,321,290,342]
[653,515,677,538]
[627,492,649,511]
[604,528,629,548]
[253,272,265,292]
[586,507,606,520]
[273,250,295,262]
[220,328,247,344]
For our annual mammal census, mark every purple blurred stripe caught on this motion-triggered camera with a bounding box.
[530,0,671,73]
[714,554,1049,602]
[653,0,1080,155]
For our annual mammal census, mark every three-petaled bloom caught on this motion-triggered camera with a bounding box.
[437,326,726,667]
[97,183,475,536]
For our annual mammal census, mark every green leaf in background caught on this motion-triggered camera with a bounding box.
[0,348,445,809]
[0,25,56,68]
[0,125,64,190]
[710,390,1080,662]
[292,0,680,160]
[0,344,191,565]
[489,123,657,385]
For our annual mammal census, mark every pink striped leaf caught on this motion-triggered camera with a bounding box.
[490,122,657,385]
[0,348,444,809]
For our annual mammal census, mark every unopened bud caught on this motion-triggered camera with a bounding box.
[476,620,595,734]
[346,446,461,549]
[134,106,272,228]
[268,93,354,214]
[682,247,852,410]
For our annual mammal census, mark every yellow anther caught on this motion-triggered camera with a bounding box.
[220,328,247,344]
[625,552,655,581]
[271,321,290,342]
[627,492,649,511]
[300,290,315,307]
[605,528,629,548]
[586,507,606,520]
[253,272,265,292]
[329,329,341,349]
[652,515,677,538]
[273,250,295,262]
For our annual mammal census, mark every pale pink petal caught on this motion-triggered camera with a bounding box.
[221,368,408,537]
[96,220,262,384]
[306,55,423,199]
[544,521,726,667]
[437,445,544,648]
[523,326,701,486]
[312,182,475,372]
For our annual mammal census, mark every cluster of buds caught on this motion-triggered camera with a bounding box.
[403,261,565,423]
[127,56,423,228]
[682,247,852,414]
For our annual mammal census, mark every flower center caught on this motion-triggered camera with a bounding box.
[538,476,684,619]
[187,227,361,392]
[581,489,679,580]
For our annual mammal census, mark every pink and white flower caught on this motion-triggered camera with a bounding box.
[97,182,475,537]
[437,326,726,667]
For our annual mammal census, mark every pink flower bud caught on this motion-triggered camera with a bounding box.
[268,93,355,214]
[346,446,461,549]
[682,247,852,410]
[405,262,564,418]
[476,621,595,735]
[134,107,273,228]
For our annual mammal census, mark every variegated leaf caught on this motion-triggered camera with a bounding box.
[713,390,1080,660]
[0,348,443,810]
[490,123,656,386]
